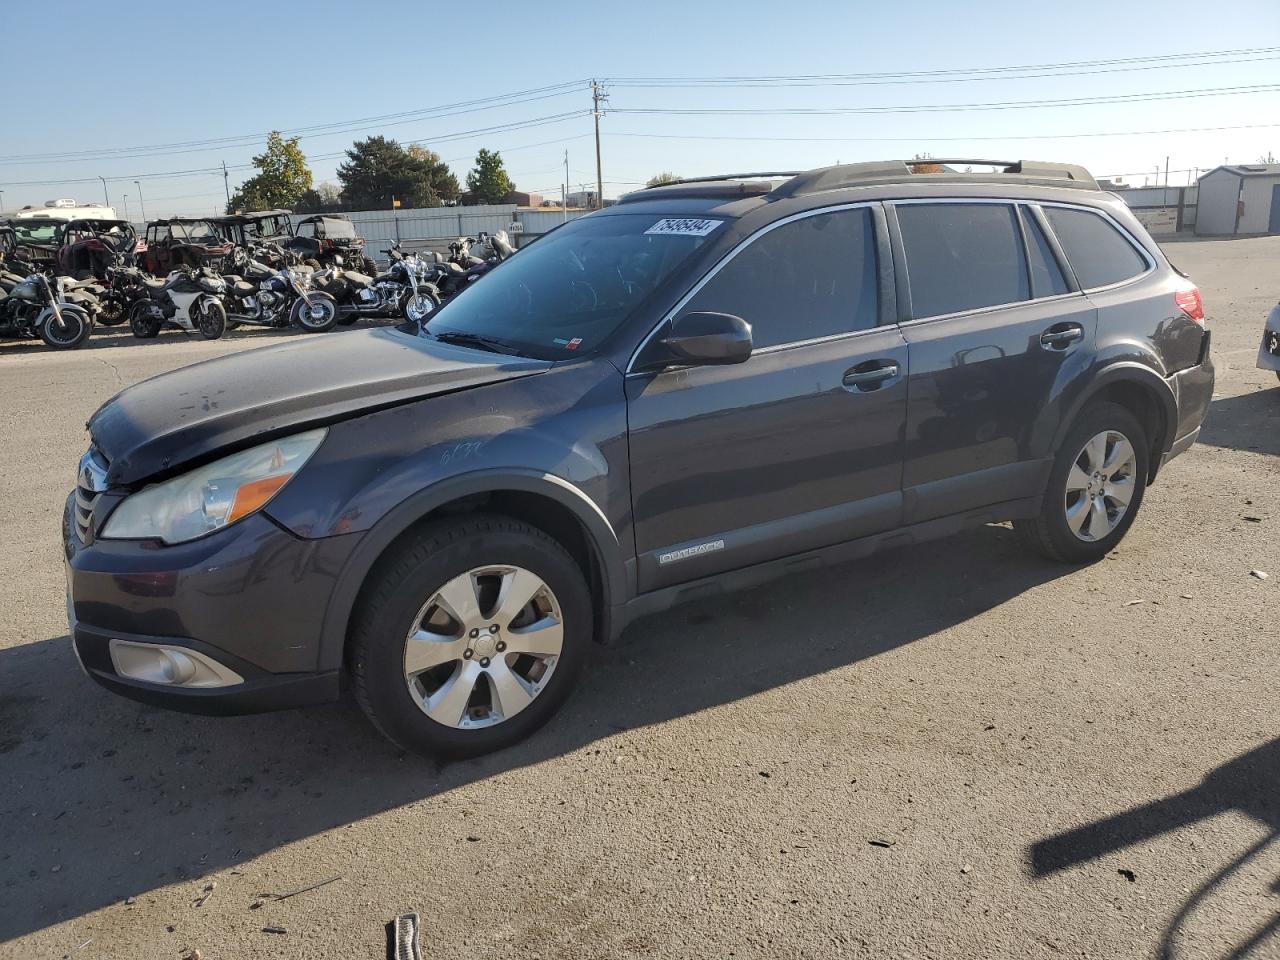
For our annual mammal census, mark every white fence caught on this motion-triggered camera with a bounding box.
[337,204,587,257]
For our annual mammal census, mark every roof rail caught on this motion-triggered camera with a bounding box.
[646,171,802,188]
[771,159,1099,198]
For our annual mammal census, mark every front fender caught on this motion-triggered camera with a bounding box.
[311,468,626,672]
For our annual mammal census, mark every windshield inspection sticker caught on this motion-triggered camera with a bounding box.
[645,218,723,237]
[553,337,584,350]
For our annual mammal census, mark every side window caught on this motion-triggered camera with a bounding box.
[897,203,1030,318]
[680,207,878,349]
[1020,207,1070,297]
[1043,206,1148,289]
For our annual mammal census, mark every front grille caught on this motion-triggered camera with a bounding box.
[75,446,108,542]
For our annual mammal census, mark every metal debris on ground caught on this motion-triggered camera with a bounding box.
[262,926,287,935]
[261,874,343,902]
[1124,599,1146,606]
[867,839,896,848]
[388,912,424,960]
[1250,570,1269,580]
[193,882,216,908]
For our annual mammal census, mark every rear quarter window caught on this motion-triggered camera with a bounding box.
[1043,206,1149,289]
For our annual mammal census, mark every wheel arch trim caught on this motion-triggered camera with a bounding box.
[1049,361,1178,466]
[314,468,624,672]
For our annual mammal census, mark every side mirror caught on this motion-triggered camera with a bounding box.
[659,311,752,366]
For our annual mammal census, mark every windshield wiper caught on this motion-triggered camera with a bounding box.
[431,331,526,356]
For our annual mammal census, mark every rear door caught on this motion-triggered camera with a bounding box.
[626,204,909,592]
[890,200,1097,524]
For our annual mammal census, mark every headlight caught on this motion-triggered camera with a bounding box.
[100,428,326,544]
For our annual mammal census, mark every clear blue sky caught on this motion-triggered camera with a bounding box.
[3,0,1278,218]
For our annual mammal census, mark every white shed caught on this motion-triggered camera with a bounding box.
[1194,164,1280,236]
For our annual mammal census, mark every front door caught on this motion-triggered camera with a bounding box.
[626,205,908,592]
[891,201,1098,523]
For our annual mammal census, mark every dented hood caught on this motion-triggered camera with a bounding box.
[89,327,550,485]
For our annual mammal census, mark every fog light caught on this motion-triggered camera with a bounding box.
[108,639,244,688]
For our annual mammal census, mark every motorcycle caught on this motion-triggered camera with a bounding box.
[429,231,515,302]
[99,259,152,327]
[220,249,339,333]
[0,272,93,349]
[128,266,228,340]
[313,244,439,325]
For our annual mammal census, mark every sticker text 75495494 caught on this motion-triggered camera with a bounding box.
[644,218,723,237]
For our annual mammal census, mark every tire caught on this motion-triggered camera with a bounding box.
[402,284,440,324]
[38,305,92,349]
[350,514,592,758]
[128,301,162,339]
[197,299,227,340]
[1015,401,1149,563]
[291,294,338,333]
[98,298,127,326]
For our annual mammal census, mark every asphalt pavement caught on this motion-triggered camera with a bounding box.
[0,239,1276,959]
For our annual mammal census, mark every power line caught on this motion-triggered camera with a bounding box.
[604,121,1280,144]
[611,83,1280,116]
[0,81,590,166]
[605,46,1280,85]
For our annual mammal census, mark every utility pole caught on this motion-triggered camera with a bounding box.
[591,80,607,210]
[134,180,146,222]
[1163,155,1170,207]
[122,194,130,222]
[222,161,231,210]
[98,175,109,207]
[562,149,569,222]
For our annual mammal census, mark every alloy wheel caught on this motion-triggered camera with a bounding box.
[402,565,564,729]
[1064,429,1138,542]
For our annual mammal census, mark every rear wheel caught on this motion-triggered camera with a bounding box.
[197,299,227,339]
[98,298,127,326]
[38,305,92,349]
[350,515,591,758]
[291,293,338,333]
[1016,401,1149,563]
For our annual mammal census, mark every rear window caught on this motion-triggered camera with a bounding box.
[897,203,1029,318]
[1043,207,1148,289]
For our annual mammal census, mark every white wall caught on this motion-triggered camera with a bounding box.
[1194,171,1241,235]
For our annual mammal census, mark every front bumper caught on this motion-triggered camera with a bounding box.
[64,494,357,715]
[1257,305,1280,372]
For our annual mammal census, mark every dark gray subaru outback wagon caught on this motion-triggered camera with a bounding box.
[65,160,1214,756]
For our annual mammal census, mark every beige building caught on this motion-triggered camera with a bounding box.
[1194,164,1280,236]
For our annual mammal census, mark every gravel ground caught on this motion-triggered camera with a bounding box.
[0,239,1276,960]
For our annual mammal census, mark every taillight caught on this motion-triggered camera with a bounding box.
[1174,285,1205,325]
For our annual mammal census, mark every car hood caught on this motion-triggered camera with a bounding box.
[89,328,551,485]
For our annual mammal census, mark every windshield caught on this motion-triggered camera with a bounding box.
[170,221,219,243]
[13,222,59,246]
[425,213,722,359]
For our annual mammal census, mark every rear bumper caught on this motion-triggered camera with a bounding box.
[1162,333,1215,468]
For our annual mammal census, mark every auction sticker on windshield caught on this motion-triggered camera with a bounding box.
[644,218,723,237]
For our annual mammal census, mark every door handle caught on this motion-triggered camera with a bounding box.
[842,362,900,390]
[1040,324,1084,350]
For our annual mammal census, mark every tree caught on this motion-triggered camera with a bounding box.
[465,148,513,205]
[336,136,459,209]
[646,172,680,187]
[908,153,944,174]
[295,181,344,214]
[226,132,312,213]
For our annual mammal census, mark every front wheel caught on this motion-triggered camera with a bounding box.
[38,305,92,349]
[402,284,440,324]
[97,297,127,326]
[196,299,227,339]
[1016,401,1149,563]
[291,294,338,333]
[350,515,591,758]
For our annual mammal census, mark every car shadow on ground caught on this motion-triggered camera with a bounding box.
[1198,388,1280,457]
[1030,737,1279,959]
[1,525,1066,940]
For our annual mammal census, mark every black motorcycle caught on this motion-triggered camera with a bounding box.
[128,266,228,340]
[220,248,339,333]
[429,231,515,302]
[0,272,93,349]
[314,244,440,325]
